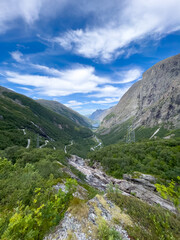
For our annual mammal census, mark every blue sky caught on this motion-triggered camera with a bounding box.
[0,0,180,115]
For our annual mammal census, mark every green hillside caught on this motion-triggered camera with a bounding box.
[36,99,92,128]
[88,138,180,181]
[0,86,93,156]
[98,117,180,146]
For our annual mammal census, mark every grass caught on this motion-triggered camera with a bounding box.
[68,198,89,220]
[78,182,101,200]
[107,192,180,240]
[97,218,122,240]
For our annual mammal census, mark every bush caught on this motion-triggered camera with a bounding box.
[88,138,180,181]
[107,192,180,240]
[97,219,122,240]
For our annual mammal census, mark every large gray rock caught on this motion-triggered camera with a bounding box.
[100,54,180,133]
[67,155,177,214]
[123,173,156,191]
[44,195,130,240]
[117,180,176,213]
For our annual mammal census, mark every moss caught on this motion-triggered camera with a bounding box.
[111,205,133,227]
[96,194,111,211]
[131,171,142,178]
[68,198,89,221]
[90,200,102,218]
[65,231,77,240]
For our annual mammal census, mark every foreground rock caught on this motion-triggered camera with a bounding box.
[44,195,130,240]
[68,155,176,214]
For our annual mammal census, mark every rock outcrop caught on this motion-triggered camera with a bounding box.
[45,155,177,240]
[100,54,180,133]
[44,195,130,240]
[68,155,176,214]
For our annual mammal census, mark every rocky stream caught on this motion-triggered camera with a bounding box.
[45,155,177,240]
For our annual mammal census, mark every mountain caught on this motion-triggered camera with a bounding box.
[98,54,180,144]
[89,108,111,123]
[0,86,93,154]
[36,99,91,128]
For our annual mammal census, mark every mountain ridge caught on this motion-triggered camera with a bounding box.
[99,54,180,139]
[0,86,93,155]
[36,99,91,128]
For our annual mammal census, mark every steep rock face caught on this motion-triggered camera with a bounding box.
[101,54,180,131]
[101,81,141,129]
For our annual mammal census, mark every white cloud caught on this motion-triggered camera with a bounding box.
[89,85,130,98]
[18,87,32,91]
[114,68,143,84]
[91,97,120,104]
[31,64,62,76]
[0,0,69,33]
[0,0,42,33]
[55,0,180,61]
[4,65,110,97]
[10,51,24,63]
[65,100,84,109]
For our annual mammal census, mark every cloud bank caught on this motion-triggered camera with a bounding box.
[55,0,180,61]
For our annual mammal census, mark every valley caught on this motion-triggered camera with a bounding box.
[0,54,180,240]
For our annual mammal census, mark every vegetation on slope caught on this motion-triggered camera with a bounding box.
[0,87,93,156]
[88,138,180,181]
[98,117,180,146]
[0,146,102,239]
[0,148,73,239]
[36,99,92,128]
[107,189,180,240]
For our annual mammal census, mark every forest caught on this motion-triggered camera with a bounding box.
[88,138,180,181]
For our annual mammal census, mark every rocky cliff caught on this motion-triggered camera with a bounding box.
[100,54,180,133]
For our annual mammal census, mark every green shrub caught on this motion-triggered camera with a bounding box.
[155,177,180,211]
[97,219,122,240]
[107,192,180,240]
[88,138,180,181]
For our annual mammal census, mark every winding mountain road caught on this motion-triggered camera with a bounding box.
[91,136,102,151]
[26,139,31,149]
[64,140,74,153]
[39,140,49,149]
